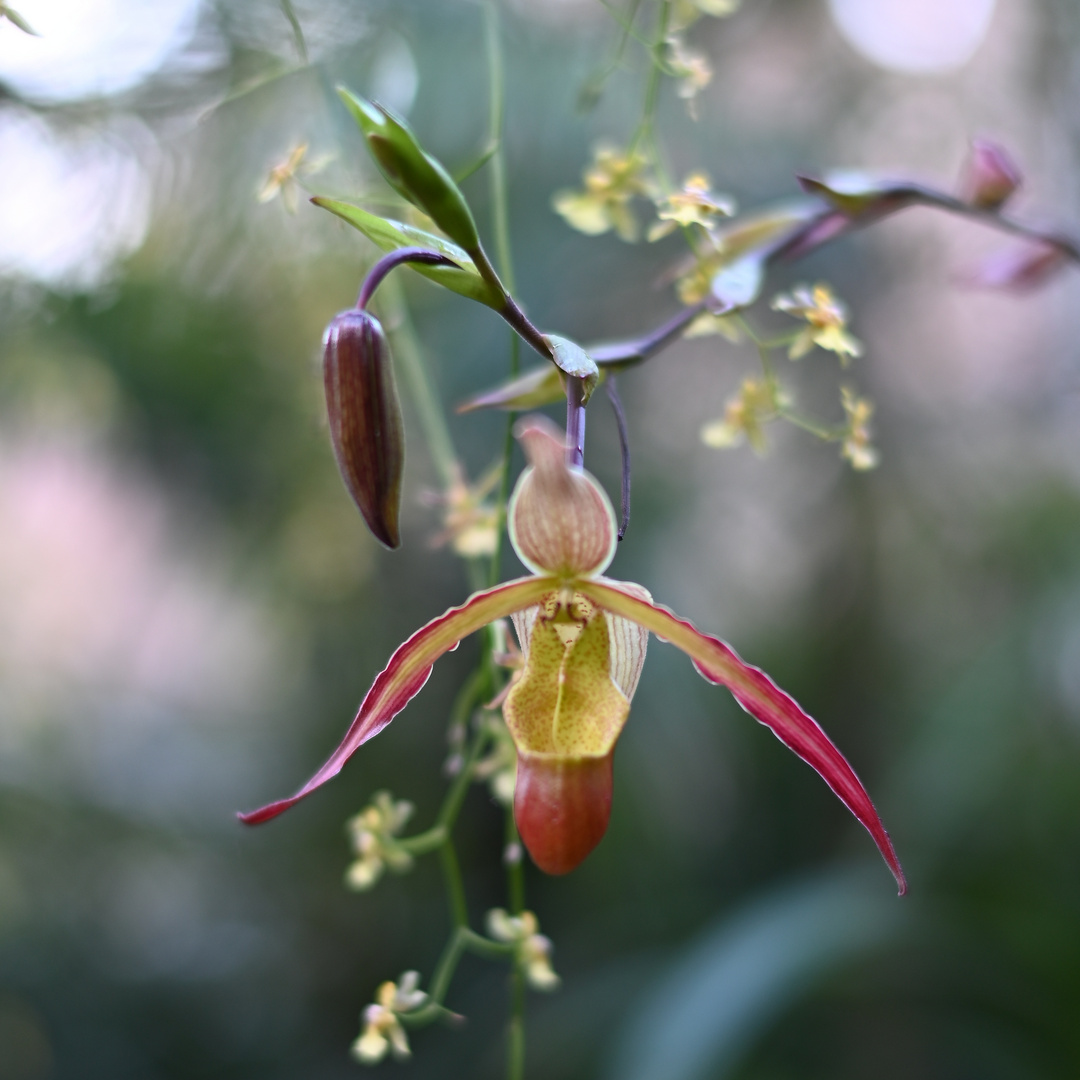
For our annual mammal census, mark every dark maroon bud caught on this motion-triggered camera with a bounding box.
[323,309,404,549]
[961,140,1022,210]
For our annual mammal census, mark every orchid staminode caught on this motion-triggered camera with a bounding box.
[240,416,906,893]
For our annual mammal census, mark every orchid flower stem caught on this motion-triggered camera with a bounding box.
[378,277,459,490]
[440,841,469,929]
[628,0,670,158]
[507,965,527,1080]
[425,926,515,1014]
[278,0,307,64]
[605,376,631,540]
[484,0,514,295]
[505,808,525,915]
[482,0,521,594]
[590,299,707,369]
[357,247,462,310]
[566,376,587,467]
[778,408,843,441]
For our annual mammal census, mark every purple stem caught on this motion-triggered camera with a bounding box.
[357,247,462,310]
[604,376,631,540]
[565,376,586,468]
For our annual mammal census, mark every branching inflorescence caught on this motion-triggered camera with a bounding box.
[246,2,1075,1075]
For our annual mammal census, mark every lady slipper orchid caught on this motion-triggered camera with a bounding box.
[240,417,906,894]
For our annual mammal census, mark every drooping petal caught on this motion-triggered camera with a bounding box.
[239,576,554,825]
[508,416,617,579]
[577,579,908,895]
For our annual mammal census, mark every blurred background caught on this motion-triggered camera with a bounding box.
[3,0,1080,1077]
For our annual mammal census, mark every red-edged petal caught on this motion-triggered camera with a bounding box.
[239,576,554,825]
[578,579,907,895]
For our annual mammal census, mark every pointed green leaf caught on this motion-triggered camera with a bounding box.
[457,364,570,413]
[312,197,502,309]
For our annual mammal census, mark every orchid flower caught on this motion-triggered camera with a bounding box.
[240,417,906,894]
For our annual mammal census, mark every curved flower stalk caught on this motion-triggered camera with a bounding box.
[240,418,906,895]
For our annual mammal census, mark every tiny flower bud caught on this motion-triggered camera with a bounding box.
[323,309,405,549]
[961,139,1022,210]
[339,88,480,251]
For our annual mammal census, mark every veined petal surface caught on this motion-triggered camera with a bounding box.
[240,576,553,825]
[511,585,648,702]
[578,579,907,895]
[508,417,617,579]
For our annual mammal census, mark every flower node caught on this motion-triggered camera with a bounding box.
[486,909,561,991]
[552,146,657,242]
[701,377,781,453]
[352,971,428,1065]
[771,283,863,361]
[649,173,736,241]
[345,791,415,891]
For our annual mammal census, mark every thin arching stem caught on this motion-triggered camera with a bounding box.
[605,376,631,539]
[357,247,460,310]
[566,376,587,467]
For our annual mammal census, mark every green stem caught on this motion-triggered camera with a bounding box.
[507,965,526,1080]
[378,276,459,490]
[429,926,470,1004]
[629,0,669,156]
[505,806,525,915]
[440,841,469,929]
[279,0,308,64]
[438,717,492,830]
[484,0,515,295]
[778,408,843,441]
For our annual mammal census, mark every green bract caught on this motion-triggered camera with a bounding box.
[312,198,502,310]
[544,335,599,403]
[339,87,480,252]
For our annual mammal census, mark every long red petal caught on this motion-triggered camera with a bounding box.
[578,579,907,895]
[239,576,554,825]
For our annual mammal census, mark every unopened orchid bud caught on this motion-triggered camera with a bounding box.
[323,309,404,549]
[961,139,1021,210]
[339,88,480,252]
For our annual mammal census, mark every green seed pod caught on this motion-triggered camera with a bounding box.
[339,87,480,252]
[323,308,404,549]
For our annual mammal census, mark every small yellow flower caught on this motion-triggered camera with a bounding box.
[839,387,879,470]
[684,310,743,343]
[486,909,561,992]
[648,173,736,241]
[701,377,782,454]
[552,145,656,242]
[345,791,414,891]
[672,0,741,29]
[665,35,713,118]
[425,462,503,559]
[771,284,863,362]
[352,972,428,1065]
[258,142,330,213]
